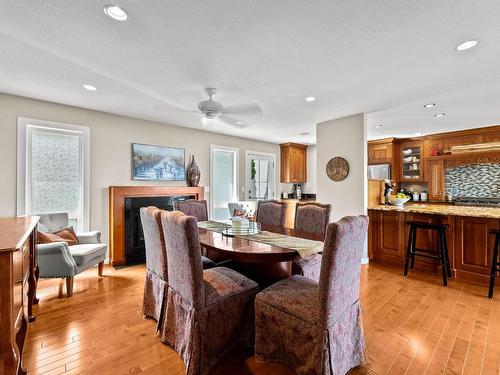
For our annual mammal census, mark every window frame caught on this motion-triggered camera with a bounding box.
[245,150,276,201]
[17,117,91,232]
[209,144,239,220]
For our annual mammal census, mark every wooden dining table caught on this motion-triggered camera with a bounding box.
[198,224,323,281]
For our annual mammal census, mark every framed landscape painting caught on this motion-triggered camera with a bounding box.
[132,143,185,181]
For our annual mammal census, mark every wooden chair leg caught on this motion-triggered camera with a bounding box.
[439,232,448,287]
[404,226,414,276]
[98,261,104,277]
[66,277,74,297]
[410,227,417,270]
[488,235,499,298]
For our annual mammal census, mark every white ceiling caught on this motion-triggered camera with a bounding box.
[1,1,500,144]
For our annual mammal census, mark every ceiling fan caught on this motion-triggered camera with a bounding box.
[195,87,261,128]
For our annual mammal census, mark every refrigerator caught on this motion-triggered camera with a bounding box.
[367,164,390,180]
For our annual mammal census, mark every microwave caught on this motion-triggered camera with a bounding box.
[367,164,390,180]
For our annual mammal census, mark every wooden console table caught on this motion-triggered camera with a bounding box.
[0,216,39,375]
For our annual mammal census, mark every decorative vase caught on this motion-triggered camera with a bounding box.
[186,155,201,187]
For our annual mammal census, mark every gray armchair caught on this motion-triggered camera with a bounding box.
[36,212,107,297]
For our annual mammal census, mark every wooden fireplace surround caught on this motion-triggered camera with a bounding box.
[108,186,204,266]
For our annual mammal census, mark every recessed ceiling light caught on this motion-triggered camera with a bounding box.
[236,121,244,125]
[456,40,478,51]
[300,132,311,136]
[415,132,423,136]
[104,4,128,21]
[305,96,316,102]
[82,84,97,91]
[374,124,383,129]
[434,113,446,118]
[424,103,435,108]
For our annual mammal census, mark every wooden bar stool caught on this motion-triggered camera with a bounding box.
[488,229,500,298]
[404,221,452,286]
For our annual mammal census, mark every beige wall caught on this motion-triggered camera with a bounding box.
[0,93,280,244]
[316,113,368,260]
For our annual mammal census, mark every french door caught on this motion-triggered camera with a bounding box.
[245,151,276,201]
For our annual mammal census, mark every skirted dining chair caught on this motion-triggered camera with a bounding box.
[255,215,368,375]
[292,202,331,281]
[174,199,209,221]
[255,200,287,227]
[159,211,259,375]
[141,207,217,328]
[140,206,168,326]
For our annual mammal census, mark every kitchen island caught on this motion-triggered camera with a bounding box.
[368,203,500,286]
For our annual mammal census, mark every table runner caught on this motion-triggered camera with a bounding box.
[198,220,324,257]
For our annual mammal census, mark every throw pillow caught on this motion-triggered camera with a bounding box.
[53,227,79,246]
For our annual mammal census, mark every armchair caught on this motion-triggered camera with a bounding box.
[36,212,107,296]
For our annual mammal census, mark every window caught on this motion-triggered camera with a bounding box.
[245,151,276,200]
[17,118,90,231]
[210,145,239,220]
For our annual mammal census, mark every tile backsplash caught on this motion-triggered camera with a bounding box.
[445,163,500,198]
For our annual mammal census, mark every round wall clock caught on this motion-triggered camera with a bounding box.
[326,157,349,181]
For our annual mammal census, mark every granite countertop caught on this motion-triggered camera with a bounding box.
[368,203,500,219]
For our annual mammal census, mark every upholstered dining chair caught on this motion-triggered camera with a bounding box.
[140,207,216,327]
[255,200,287,227]
[174,199,208,221]
[140,206,168,325]
[255,215,368,375]
[292,202,331,281]
[159,211,259,375]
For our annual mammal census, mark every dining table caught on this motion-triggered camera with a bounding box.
[197,222,324,282]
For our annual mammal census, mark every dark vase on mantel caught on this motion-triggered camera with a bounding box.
[186,155,201,187]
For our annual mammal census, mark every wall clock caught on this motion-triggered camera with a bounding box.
[326,157,349,181]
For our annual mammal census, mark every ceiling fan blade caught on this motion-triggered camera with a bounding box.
[223,103,262,117]
[219,115,247,128]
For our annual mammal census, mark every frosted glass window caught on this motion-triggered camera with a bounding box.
[17,118,90,232]
[30,129,81,213]
[211,148,238,220]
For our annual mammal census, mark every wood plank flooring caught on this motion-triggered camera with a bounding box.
[24,263,500,375]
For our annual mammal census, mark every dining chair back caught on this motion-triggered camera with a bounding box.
[256,200,286,227]
[294,202,331,238]
[161,210,205,309]
[291,202,331,281]
[174,199,209,221]
[140,206,168,323]
[318,215,368,328]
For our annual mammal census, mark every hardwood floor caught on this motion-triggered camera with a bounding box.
[24,263,500,375]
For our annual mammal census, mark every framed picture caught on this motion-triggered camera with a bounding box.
[132,143,185,181]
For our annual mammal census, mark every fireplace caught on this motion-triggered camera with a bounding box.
[109,186,204,266]
[124,195,195,265]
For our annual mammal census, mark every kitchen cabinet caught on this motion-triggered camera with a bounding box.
[453,216,500,284]
[368,208,500,286]
[280,143,307,183]
[426,159,445,201]
[399,140,424,181]
[367,138,394,165]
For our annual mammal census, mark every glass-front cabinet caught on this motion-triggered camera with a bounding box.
[400,141,424,181]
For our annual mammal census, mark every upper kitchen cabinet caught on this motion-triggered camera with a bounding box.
[400,140,424,182]
[280,143,307,183]
[368,138,395,164]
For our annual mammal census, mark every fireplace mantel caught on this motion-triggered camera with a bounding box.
[108,185,204,266]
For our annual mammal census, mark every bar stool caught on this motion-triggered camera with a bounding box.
[404,221,452,286]
[488,229,500,298]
